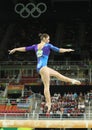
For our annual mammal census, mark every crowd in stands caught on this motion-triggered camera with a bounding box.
[39,92,86,118]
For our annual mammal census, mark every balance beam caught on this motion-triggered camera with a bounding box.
[0,120,92,128]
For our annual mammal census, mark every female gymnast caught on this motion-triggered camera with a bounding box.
[9,33,81,112]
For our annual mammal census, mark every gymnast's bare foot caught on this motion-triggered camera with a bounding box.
[45,103,51,112]
[72,79,81,85]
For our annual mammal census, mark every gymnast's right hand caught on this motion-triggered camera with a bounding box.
[8,48,16,54]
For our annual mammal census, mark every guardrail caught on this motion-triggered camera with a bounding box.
[0,60,90,65]
[0,113,92,120]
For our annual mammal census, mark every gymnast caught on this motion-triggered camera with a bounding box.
[9,33,81,112]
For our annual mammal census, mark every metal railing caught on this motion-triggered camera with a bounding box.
[0,112,92,120]
[0,60,91,65]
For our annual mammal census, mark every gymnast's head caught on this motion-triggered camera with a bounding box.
[39,33,50,43]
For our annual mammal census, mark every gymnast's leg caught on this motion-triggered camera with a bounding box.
[39,67,51,112]
[39,66,81,112]
[47,67,81,85]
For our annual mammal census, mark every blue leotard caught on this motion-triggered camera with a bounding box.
[25,43,60,72]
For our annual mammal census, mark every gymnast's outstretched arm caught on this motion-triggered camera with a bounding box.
[9,45,35,54]
[59,48,74,53]
[9,47,26,54]
[49,43,74,53]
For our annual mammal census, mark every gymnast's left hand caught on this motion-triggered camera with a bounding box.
[68,49,75,52]
[8,48,16,54]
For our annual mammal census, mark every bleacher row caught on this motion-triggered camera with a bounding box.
[0,105,28,116]
[39,92,86,119]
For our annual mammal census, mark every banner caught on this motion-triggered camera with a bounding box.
[0,128,33,130]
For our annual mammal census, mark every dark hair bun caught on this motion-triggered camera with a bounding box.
[38,33,42,37]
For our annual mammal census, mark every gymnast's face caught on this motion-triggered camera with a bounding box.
[43,36,50,43]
